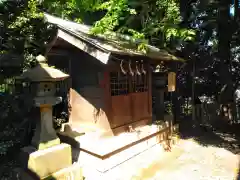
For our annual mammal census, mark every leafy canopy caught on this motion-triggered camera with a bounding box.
[0,0,57,68]
[40,0,195,50]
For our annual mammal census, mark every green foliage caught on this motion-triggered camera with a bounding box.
[0,2,55,177]
[39,0,196,52]
[41,0,82,22]
[92,0,136,33]
[0,0,57,69]
[89,0,196,50]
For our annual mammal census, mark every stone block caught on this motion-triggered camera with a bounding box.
[20,143,72,179]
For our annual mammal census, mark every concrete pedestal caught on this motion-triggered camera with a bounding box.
[18,143,83,180]
[20,144,71,178]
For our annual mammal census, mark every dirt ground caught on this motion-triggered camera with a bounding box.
[100,119,240,180]
[140,120,240,180]
[134,139,239,180]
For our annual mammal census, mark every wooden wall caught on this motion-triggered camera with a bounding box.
[69,50,113,135]
[47,39,154,135]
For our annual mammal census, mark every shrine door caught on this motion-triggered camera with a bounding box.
[109,64,151,129]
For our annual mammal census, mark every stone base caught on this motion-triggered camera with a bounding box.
[15,163,83,180]
[78,138,180,180]
[70,124,172,172]
[20,143,72,179]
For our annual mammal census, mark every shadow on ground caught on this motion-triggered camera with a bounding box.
[179,118,240,154]
[178,117,240,180]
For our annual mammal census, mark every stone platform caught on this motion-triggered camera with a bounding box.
[58,121,179,176]
[77,124,169,159]
[75,134,180,180]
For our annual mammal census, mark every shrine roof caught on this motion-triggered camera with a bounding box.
[44,13,184,64]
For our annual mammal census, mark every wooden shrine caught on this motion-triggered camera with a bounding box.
[44,13,183,176]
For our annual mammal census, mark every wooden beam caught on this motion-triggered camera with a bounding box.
[57,29,110,64]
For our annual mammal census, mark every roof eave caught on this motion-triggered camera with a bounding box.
[47,22,185,63]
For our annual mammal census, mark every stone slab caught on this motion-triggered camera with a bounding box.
[20,143,72,178]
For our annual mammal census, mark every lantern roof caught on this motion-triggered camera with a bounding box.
[19,55,69,82]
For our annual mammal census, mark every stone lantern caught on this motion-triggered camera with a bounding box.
[19,55,69,150]
[15,55,83,179]
[15,56,84,179]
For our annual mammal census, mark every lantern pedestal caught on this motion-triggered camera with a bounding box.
[31,105,60,150]
[31,96,62,150]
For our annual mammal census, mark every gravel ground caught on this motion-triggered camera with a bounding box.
[149,139,239,180]
[151,119,240,180]
[128,120,240,180]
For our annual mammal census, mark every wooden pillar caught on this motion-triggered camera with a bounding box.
[155,90,165,120]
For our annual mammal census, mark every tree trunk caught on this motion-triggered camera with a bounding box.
[218,0,232,95]
[218,0,234,121]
